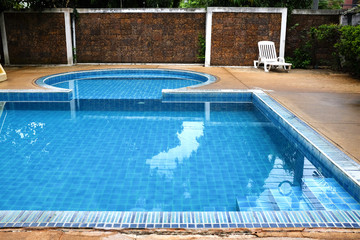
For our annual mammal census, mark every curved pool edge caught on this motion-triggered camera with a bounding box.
[35,68,217,94]
[1,89,360,229]
[0,69,217,102]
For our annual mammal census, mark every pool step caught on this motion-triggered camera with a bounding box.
[235,178,360,211]
[302,158,320,178]
[300,182,326,210]
[269,186,314,211]
[236,190,280,211]
[302,178,359,210]
[270,178,357,211]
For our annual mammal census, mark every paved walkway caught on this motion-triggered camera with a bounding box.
[2,65,359,163]
[1,227,360,239]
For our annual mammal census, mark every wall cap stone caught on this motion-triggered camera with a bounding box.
[292,9,343,15]
[4,8,71,13]
[4,8,207,14]
[208,7,287,13]
[76,8,206,13]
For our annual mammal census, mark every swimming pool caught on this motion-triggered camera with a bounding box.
[0,69,360,228]
[35,69,216,99]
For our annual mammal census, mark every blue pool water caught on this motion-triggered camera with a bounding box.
[53,78,202,99]
[34,69,216,101]
[1,100,359,212]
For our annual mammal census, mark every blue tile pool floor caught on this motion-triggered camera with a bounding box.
[0,100,359,213]
[53,78,202,99]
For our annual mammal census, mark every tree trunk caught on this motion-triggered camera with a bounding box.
[172,0,180,7]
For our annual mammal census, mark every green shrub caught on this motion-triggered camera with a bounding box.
[319,0,343,9]
[289,24,360,77]
[286,23,313,68]
[197,34,206,61]
[335,25,360,77]
[309,24,341,69]
[286,43,312,69]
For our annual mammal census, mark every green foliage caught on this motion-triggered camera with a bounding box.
[319,0,343,9]
[335,25,360,76]
[179,0,312,9]
[289,24,360,77]
[288,24,340,69]
[310,24,340,41]
[286,44,312,69]
[0,0,178,10]
[26,0,62,9]
[310,24,341,68]
[286,23,313,69]
[0,0,77,10]
[179,0,210,8]
[197,33,206,61]
[1,0,313,9]
[0,0,27,11]
[72,47,77,63]
[145,0,174,7]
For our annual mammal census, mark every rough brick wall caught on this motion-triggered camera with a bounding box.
[75,13,205,63]
[0,29,4,65]
[285,14,340,60]
[4,13,67,64]
[210,12,282,66]
[2,10,342,66]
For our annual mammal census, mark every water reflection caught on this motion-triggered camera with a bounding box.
[0,121,46,146]
[241,146,320,211]
[0,119,48,164]
[2,100,356,211]
[146,121,204,179]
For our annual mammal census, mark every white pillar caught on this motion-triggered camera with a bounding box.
[279,8,288,59]
[64,9,73,65]
[205,8,213,67]
[72,12,77,64]
[0,13,10,65]
[205,102,210,121]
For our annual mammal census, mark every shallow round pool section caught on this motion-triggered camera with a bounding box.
[36,69,216,99]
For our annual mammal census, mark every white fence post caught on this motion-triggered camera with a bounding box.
[205,7,288,67]
[0,12,10,65]
[64,9,74,65]
[205,8,213,67]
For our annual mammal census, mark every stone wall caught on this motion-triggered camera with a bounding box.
[0,8,342,66]
[341,8,360,26]
[210,12,282,66]
[75,12,205,63]
[0,30,4,65]
[4,12,68,64]
[285,11,340,59]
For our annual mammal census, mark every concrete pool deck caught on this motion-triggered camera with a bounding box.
[1,65,359,163]
[0,65,360,240]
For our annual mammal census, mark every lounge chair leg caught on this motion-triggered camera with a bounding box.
[254,60,259,68]
[264,64,271,72]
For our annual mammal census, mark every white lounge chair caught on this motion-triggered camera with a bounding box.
[254,41,292,73]
[0,64,7,82]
